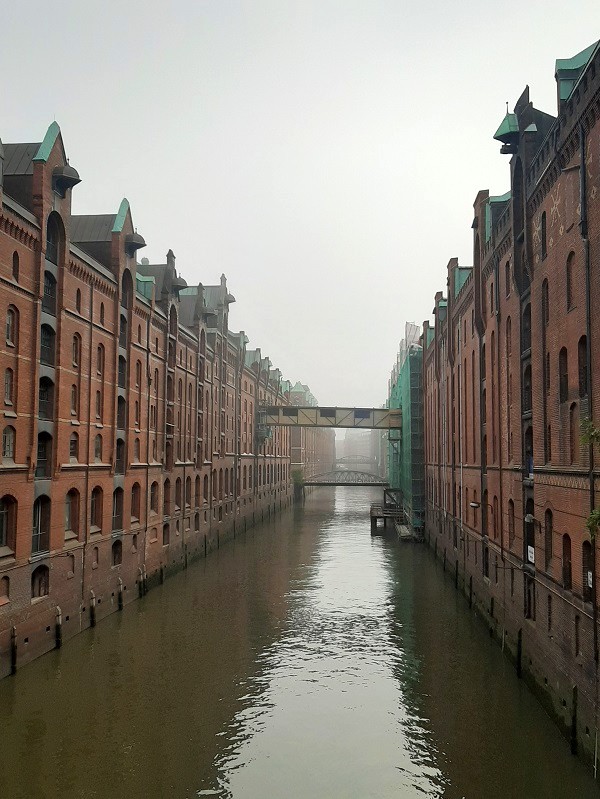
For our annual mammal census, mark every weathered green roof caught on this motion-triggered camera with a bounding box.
[112,198,130,233]
[33,122,61,163]
[556,41,598,102]
[136,273,154,300]
[493,112,519,143]
[454,267,472,297]
[485,190,511,241]
[426,326,435,347]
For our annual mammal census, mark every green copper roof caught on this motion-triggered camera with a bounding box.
[485,190,511,241]
[556,41,598,102]
[136,274,154,300]
[33,122,61,163]
[426,327,435,347]
[493,112,519,143]
[454,267,472,297]
[112,198,130,233]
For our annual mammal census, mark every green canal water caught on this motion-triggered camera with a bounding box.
[0,488,598,798]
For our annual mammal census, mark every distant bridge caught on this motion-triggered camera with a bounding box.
[304,470,388,487]
[336,455,378,465]
[260,406,400,429]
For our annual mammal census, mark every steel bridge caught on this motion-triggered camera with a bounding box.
[304,470,388,487]
[260,406,401,429]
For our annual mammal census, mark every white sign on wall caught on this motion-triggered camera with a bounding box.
[527,546,535,564]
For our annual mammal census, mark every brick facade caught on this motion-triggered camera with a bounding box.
[0,124,303,677]
[423,42,600,764]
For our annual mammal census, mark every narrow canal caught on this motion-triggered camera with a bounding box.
[1,488,598,798]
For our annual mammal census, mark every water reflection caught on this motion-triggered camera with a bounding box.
[0,487,597,799]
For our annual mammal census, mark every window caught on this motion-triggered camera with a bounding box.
[2,426,15,461]
[32,495,51,553]
[46,215,59,264]
[541,279,549,326]
[36,432,52,478]
[566,252,575,309]
[0,495,17,549]
[6,307,17,345]
[31,565,49,599]
[70,384,78,416]
[559,348,568,403]
[522,304,531,352]
[4,368,13,405]
[65,489,79,537]
[204,474,209,502]
[563,534,572,590]
[541,211,547,259]
[12,252,19,282]
[131,483,141,521]
[39,377,54,419]
[578,336,588,397]
[76,289,82,313]
[40,324,55,366]
[150,481,159,513]
[186,476,191,507]
[175,477,182,510]
[544,510,553,569]
[42,272,57,314]
[69,432,79,461]
[508,500,515,548]
[72,334,81,367]
[505,261,511,296]
[134,438,140,461]
[163,523,170,545]
[135,361,142,388]
[112,488,124,531]
[90,486,103,530]
[94,434,102,462]
[569,403,579,464]
[95,390,103,420]
[100,302,105,325]
[112,539,122,566]
[115,439,125,474]
[97,344,105,375]
[163,479,171,517]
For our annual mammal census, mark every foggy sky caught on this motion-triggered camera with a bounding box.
[3,1,600,406]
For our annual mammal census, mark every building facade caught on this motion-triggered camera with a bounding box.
[0,124,304,678]
[423,41,600,761]
[387,322,424,534]
[289,382,335,481]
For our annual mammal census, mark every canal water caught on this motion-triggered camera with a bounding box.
[1,488,598,798]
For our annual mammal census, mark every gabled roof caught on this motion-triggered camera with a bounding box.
[3,143,39,176]
[71,214,116,243]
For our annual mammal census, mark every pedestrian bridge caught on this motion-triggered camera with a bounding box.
[260,406,401,429]
[304,470,388,486]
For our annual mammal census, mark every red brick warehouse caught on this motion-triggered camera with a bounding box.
[0,122,310,677]
[423,41,600,761]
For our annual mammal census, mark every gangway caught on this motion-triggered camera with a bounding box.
[260,406,401,429]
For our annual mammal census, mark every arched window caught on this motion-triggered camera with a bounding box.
[243,465,247,490]
[76,289,82,313]
[583,541,593,602]
[523,365,532,412]
[39,376,54,419]
[541,278,549,326]
[131,483,141,521]
[32,495,51,553]
[522,304,531,352]
[195,475,201,507]
[541,211,547,259]
[0,495,17,550]
[163,479,171,517]
[100,302,105,325]
[117,396,126,430]
[112,539,123,566]
[224,469,229,497]
[1,426,15,462]
[175,477,182,509]
[524,427,533,477]
[559,348,568,403]
[115,438,125,474]
[508,499,515,547]
[578,336,588,397]
[6,306,17,345]
[94,434,102,462]
[4,369,13,405]
[163,523,170,546]
[119,313,128,348]
[169,306,177,336]
[137,324,142,343]
[134,437,140,461]
[563,534,572,589]
[544,509,553,569]
[204,474,209,502]
[36,432,52,478]
[493,495,498,539]
[186,476,191,507]
[219,469,223,500]
[95,389,103,421]
[569,403,579,464]
[31,565,50,598]
[12,251,19,282]
[150,481,159,513]
[121,271,133,310]
[70,384,79,416]
[505,261,511,297]
[90,486,103,531]
[40,324,55,365]
[112,487,124,531]
[69,432,79,461]
[72,334,81,367]
[65,489,80,537]
[212,469,217,499]
[165,441,173,470]
[46,214,60,264]
[118,355,127,388]
[42,272,57,314]
[566,252,575,310]
[135,360,142,388]
[96,344,105,375]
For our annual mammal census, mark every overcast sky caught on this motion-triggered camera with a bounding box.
[3,2,599,406]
